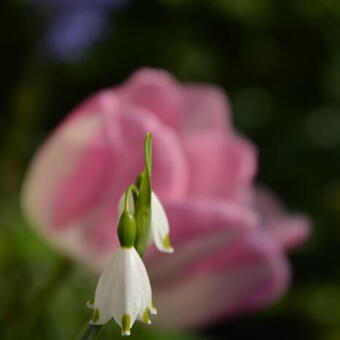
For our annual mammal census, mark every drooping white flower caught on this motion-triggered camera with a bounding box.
[118,191,174,254]
[150,192,174,253]
[89,247,156,336]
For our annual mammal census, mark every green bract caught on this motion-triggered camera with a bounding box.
[117,186,137,248]
[134,132,152,257]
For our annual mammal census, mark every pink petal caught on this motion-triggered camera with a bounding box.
[264,215,311,251]
[152,231,290,330]
[255,186,286,216]
[24,89,123,231]
[255,187,312,251]
[146,199,258,290]
[180,85,231,134]
[61,88,117,124]
[22,109,115,231]
[51,130,113,228]
[117,68,184,130]
[183,131,257,201]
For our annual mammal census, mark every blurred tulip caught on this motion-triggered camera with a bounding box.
[149,191,310,329]
[21,68,310,328]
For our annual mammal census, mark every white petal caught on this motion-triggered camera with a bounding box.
[91,250,120,324]
[132,248,154,323]
[111,249,141,329]
[92,247,155,334]
[151,192,174,253]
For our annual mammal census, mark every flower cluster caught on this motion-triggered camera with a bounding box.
[86,133,172,335]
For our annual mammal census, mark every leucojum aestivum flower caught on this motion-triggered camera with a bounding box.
[86,132,173,336]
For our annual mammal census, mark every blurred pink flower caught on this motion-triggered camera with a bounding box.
[21,68,310,329]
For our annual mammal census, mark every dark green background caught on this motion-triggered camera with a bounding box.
[1,0,340,339]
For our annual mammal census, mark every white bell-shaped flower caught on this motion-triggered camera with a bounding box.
[150,192,174,253]
[118,191,174,254]
[89,246,156,336]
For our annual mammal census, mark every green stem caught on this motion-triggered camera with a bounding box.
[124,184,138,213]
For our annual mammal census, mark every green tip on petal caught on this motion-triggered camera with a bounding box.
[162,233,174,253]
[142,308,151,324]
[150,303,158,315]
[121,314,131,336]
[90,309,100,323]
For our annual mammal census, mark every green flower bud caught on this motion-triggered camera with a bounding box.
[117,211,136,248]
[117,186,137,248]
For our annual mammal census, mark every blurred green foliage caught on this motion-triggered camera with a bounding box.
[1,0,340,339]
